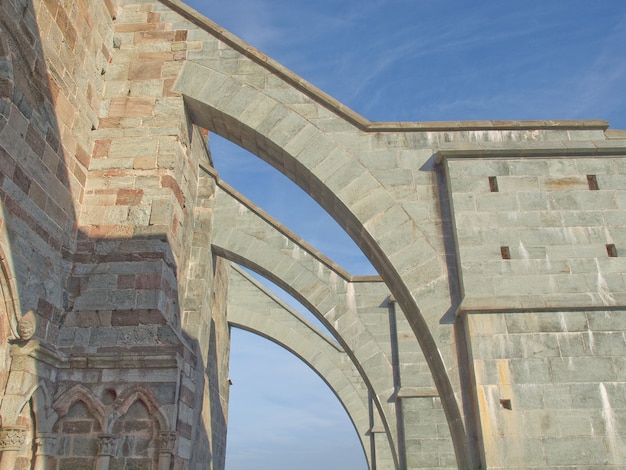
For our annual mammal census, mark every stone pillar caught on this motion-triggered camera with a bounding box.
[0,426,27,470]
[33,433,57,470]
[96,434,118,470]
[158,431,177,470]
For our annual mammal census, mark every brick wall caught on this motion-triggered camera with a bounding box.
[1,1,222,468]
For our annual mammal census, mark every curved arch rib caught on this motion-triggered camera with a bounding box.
[227,264,395,468]
[174,25,472,469]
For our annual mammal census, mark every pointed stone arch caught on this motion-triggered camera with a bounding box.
[23,381,57,434]
[227,265,397,468]
[111,395,163,469]
[51,385,104,468]
[211,184,404,463]
[174,56,472,466]
[0,245,20,343]
[0,247,17,429]
[52,384,106,432]
[0,246,26,434]
[114,386,169,433]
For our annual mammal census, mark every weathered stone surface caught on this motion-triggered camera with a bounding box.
[0,0,624,469]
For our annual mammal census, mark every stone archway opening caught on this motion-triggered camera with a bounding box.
[226,327,368,470]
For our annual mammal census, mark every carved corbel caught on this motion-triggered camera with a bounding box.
[158,431,178,454]
[97,434,119,457]
[17,310,36,341]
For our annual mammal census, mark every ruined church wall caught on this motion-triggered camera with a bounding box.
[0,0,121,466]
[1,1,229,468]
[0,0,118,348]
[443,154,626,468]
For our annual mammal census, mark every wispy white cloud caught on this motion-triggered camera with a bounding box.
[567,15,626,124]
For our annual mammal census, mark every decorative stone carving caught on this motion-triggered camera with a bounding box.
[0,426,26,451]
[97,434,118,456]
[17,310,36,341]
[158,431,177,454]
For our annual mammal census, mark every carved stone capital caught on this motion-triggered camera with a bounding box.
[0,426,27,451]
[158,431,177,454]
[97,434,118,456]
[35,433,58,455]
[17,310,36,341]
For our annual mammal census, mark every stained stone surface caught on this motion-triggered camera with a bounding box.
[0,0,623,468]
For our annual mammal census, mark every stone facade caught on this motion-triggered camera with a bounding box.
[0,0,624,469]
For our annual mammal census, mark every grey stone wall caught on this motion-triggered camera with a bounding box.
[442,152,626,468]
[442,154,626,310]
[467,311,625,468]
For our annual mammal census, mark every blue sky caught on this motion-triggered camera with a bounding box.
[184,1,626,468]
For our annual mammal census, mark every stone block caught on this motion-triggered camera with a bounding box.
[509,358,552,384]
[543,437,606,466]
[550,356,617,383]
[108,97,155,117]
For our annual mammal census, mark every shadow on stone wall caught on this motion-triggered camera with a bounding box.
[0,1,215,467]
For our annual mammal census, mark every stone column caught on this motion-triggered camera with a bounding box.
[33,433,57,470]
[96,434,118,470]
[158,431,177,470]
[0,426,27,470]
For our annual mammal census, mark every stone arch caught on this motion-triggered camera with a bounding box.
[0,247,18,433]
[211,184,403,465]
[113,386,169,432]
[0,382,58,469]
[0,245,20,341]
[227,264,396,468]
[107,385,168,468]
[52,386,104,468]
[52,384,105,432]
[111,400,161,469]
[0,244,48,468]
[176,57,471,466]
[24,381,57,433]
[0,246,40,459]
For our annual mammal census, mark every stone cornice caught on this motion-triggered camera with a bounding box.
[434,142,626,163]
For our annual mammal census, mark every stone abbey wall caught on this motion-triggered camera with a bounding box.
[0,0,624,469]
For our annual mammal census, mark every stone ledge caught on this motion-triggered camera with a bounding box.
[605,129,626,139]
[397,387,439,398]
[456,298,626,315]
[65,352,181,369]
[435,144,626,163]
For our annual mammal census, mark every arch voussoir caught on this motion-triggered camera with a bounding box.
[177,44,471,467]
[211,183,402,465]
[227,265,392,469]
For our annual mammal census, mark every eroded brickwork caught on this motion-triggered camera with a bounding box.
[0,0,223,468]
